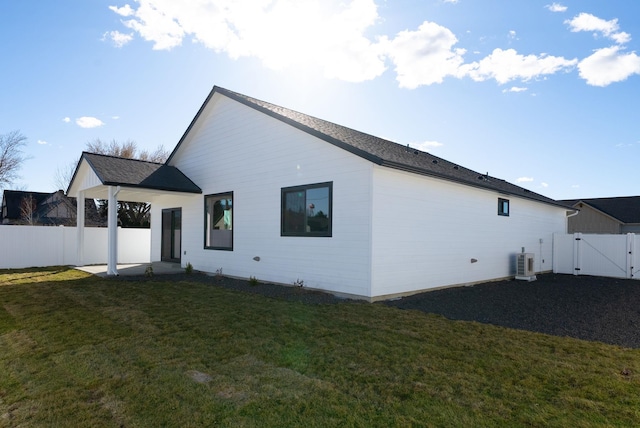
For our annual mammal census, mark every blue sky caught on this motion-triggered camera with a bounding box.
[1,0,639,200]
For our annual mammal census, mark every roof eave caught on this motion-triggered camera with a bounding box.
[166,86,220,165]
[381,160,569,209]
[102,182,202,194]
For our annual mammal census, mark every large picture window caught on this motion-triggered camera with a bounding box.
[281,182,332,237]
[205,192,233,250]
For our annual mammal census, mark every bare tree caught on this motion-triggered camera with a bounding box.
[53,158,79,191]
[86,139,168,163]
[20,194,39,225]
[85,139,169,228]
[0,130,28,191]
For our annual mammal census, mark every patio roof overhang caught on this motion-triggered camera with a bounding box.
[67,152,202,202]
[73,184,198,204]
[67,152,201,276]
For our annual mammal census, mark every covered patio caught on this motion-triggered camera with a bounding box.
[76,261,186,277]
[67,152,201,275]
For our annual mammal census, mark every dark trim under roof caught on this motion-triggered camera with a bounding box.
[168,85,570,209]
[69,152,201,194]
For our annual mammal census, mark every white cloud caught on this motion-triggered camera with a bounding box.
[541,182,549,188]
[442,0,459,3]
[76,117,105,128]
[37,140,48,145]
[109,4,135,17]
[411,140,443,151]
[516,177,534,183]
[111,0,386,82]
[62,117,71,123]
[119,1,186,51]
[565,12,639,86]
[502,86,528,93]
[610,31,631,45]
[107,1,628,89]
[112,115,120,120]
[616,141,640,148]
[578,46,640,86]
[546,3,567,13]
[102,30,134,48]
[565,13,630,44]
[462,48,577,84]
[383,21,466,88]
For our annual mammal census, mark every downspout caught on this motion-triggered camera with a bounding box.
[566,209,579,233]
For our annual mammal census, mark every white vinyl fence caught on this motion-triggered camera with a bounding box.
[0,225,150,269]
[553,233,640,280]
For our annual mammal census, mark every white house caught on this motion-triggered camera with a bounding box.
[68,86,574,300]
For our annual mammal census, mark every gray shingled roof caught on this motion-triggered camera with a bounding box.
[79,152,201,193]
[1,190,51,220]
[561,197,640,224]
[1,189,101,225]
[170,86,569,209]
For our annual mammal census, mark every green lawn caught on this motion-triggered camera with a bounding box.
[1,267,639,427]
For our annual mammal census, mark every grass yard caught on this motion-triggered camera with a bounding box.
[1,267,640,427]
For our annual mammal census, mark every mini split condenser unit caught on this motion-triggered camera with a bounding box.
[515,253,536,281]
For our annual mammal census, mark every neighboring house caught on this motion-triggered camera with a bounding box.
[68,86,575,300]
[0,189,103,226]
[561,196,640,234]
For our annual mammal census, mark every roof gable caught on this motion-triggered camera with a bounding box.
[69,152,202,194]
[168,86,568,209]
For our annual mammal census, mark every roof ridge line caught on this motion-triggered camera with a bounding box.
[82,151,165,165]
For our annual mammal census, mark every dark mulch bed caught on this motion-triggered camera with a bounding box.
[384,274,640,349]
[110,272,640,348]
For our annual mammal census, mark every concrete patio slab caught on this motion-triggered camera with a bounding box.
[76,262,184,277]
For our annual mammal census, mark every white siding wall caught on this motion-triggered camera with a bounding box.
[370,167,567,298]
[149,193,197,263]
[163,96,374,297]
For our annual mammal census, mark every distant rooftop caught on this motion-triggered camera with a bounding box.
[561,196,640,224]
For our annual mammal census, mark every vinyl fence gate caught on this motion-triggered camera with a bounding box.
[553,233,640,280]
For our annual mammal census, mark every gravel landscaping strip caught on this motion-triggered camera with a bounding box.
[110,272,640,348]
[384,274,640,349]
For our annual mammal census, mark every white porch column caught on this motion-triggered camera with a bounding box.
[107,186,121,275]
[76,190,85,266]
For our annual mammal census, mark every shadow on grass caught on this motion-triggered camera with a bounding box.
[0,265,93,287]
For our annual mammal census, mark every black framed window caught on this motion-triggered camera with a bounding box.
[204,192,233,250]
[281,182,332,237]
[498,198,510,216]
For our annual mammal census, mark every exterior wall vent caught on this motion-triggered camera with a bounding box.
[515,253,536,281]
